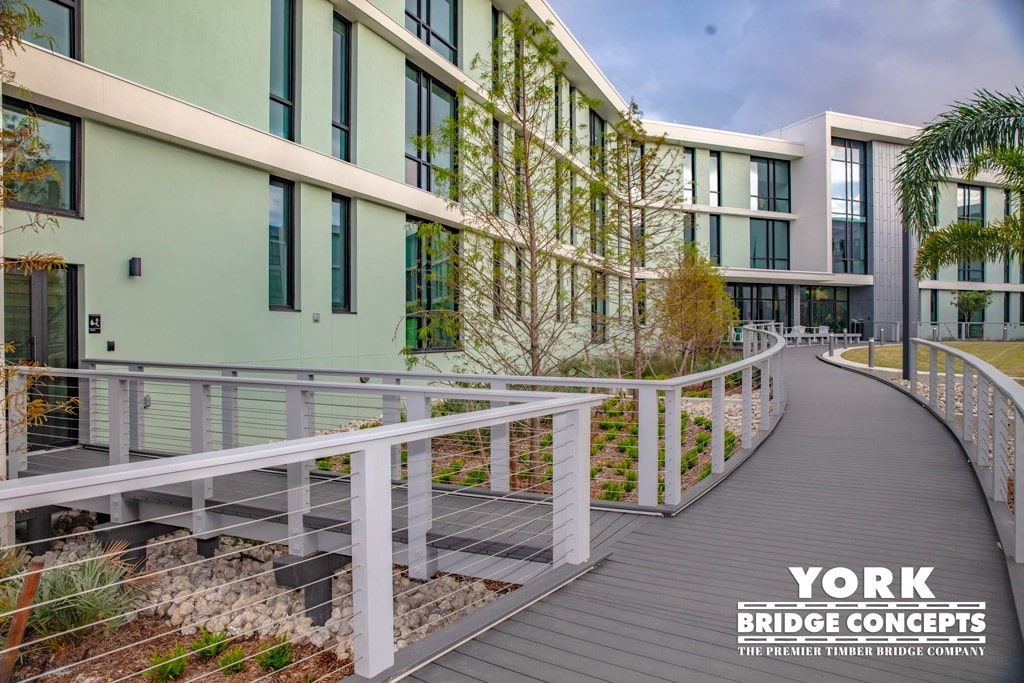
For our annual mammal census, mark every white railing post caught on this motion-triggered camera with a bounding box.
[741,366,753,449]
[1015,400,1024,562]
[662,386,682,507]
[552,406,590,566]
[128,364,145,451]
[776,344,786,407]
[759,359,771,433]
[928,348,938,409]
[945,353,956,423]
[489,380,510,493]
[109,377,130,523]
[908,341,918,400]
[963,366,975,444]
[350,443,395,677]
[6,372,28,478]
[221,370,238,450]
[383,377,402,480]
[285,386,313,556]
[190,381,214,537]
[406,394,436,579]
[637,386,659,506]
[79,361,96,444]
[977,376,990,466]
[993,391,1008,503]
[711,376,725,474]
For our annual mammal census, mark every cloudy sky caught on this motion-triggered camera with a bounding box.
[545,0,1024,134]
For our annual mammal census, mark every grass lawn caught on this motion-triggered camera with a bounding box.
[841,342,1024,377]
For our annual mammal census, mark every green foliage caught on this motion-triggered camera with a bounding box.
[952,290,993,321]
[4,543,148,645]
[541,465,553,483]
[191,626,229,659]
[539,433,553,448]
[599,481,623,501]
[697,463,712,482]
[461,468,488,487]
[146,643,189,681]
[589,465,603,478]
[613,459,631,477]
[218,645,246,674]
[315,457,333,472]
[681,449,699,473]
[724,431,737,459]
[257,634,294,672]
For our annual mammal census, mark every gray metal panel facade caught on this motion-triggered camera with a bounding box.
[872,140,920,339]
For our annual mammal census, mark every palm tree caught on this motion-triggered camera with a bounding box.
[894,88,1024,277]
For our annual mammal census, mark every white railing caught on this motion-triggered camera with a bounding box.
[917,321,1024,342]
[0,385,600,679]
[80,323,787,511]
[910,339,1023,563]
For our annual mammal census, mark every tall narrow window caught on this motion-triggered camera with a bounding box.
[750,157,790,212]
[750,219,789,270]
[269,178,294,309]
[23,0,78,57]
[1005,292,1011,324]
[591,271,607,343]
[2,100,79,216]
[405,0,457,64]
[709,151,721,207]
[709,214,721,265]
[831,138,867,274]
[332,195,351,312]
[589,109,605,172]
[405,64,457,196]
[930,289,938,324]
[682,148,694,203]
[726,284,791,327]
[682,214,695,246]
[957,183,985,282]
[569,86,577,149]
[405,219,458,350]
[270,0,294,140]
[332,15,351,160]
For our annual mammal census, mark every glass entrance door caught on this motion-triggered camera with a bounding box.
[4,268,78,449]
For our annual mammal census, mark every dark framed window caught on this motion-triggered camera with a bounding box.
[958,260,984,282]
[590,192,606,256]
[800,286,849,332]
[591,271,607,343]
[957,184,984,224]
[405,0,457,64]
[589,108,605,172]
[269,178,295,309]
[568,86,577,149]
[750,157,790,212]
[405,64,456,196]
[1005,292,1011,324]
[2,99,80,216]
[930,289,938,324]
[23,0,79,58]
[709,214,721,265]
[750,219,789,270]
[331,195,351,312]
[682,148,694,203]
[683,214,695,246]
[405,218,458,351]
[270,0,295,140]
[709,151,720,206]
[726,283,791,327]
[832,221,867,274]
[636,278,647,325]
[831,138,867,274]
[332,15,351,160]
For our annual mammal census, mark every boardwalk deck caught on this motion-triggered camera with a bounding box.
[405,348,1024,683]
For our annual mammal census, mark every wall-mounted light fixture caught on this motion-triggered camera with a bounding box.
[128,257,142,278]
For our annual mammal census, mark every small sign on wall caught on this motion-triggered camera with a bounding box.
[88,314,101,334]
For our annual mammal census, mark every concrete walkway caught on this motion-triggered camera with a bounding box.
[406,347,1024,683]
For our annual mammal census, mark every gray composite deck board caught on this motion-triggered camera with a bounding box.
[408,348,1024,683]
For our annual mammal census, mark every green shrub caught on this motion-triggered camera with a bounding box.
[540,433,553,448]
[218,645,246,674]
[681,450,699,473]
[725,431,737,459]
[315,458,333,472]
[6,542,149,646]
[589,465,602,478]
[542,465,553,483]
[257,634,294,672]
[613,460,631,477]
[191,627,229,659]
[599,481,623,501]
[697,463,712,481]
[628,424,639,436]
[590,444,601,457]
[146,643,189,681]
[616,441,628,454]
[461,468,487,487]
[626,446,639,460]
[622,479,636,493]
[433,467,457,484]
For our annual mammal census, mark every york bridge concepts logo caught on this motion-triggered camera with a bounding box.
[737,567,986,658]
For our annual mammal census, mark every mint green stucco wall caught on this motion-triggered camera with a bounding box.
[84,0,269,130]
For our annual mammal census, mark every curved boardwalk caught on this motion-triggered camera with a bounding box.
[406,348,1024,683]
